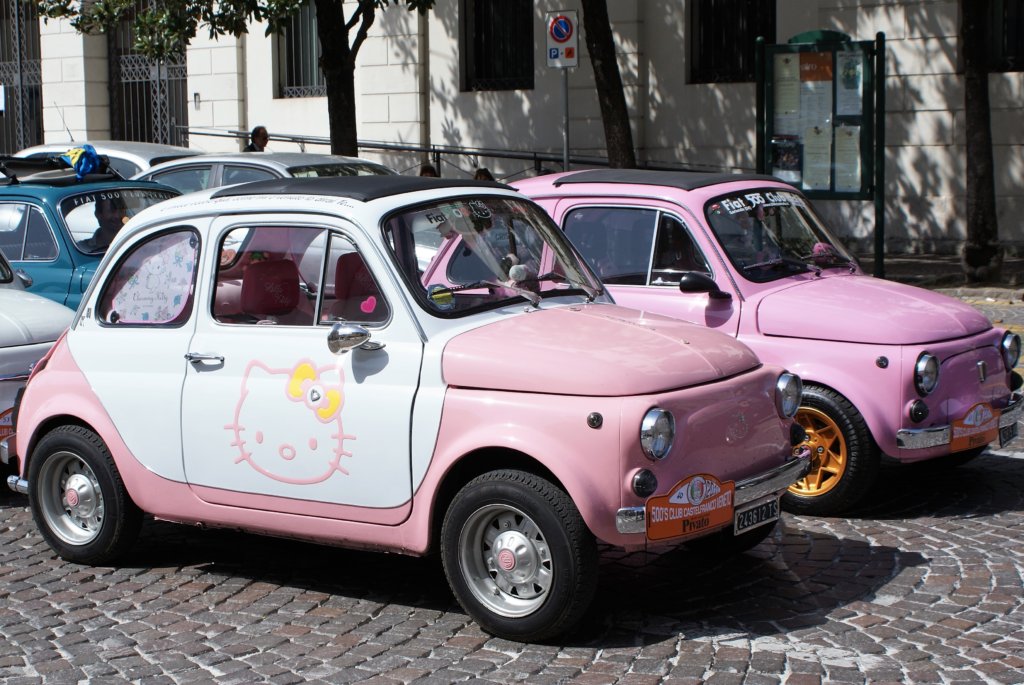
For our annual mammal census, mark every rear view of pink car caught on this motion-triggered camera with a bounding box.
[517,169,1023,516]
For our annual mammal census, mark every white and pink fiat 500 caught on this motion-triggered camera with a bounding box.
[2,176,808,641]
[516,169,1023,516]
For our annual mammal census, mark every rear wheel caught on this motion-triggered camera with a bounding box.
[28,425,142,564]
[783,386,879,516]
[441,470,597,642]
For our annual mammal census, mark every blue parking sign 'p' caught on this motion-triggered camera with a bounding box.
[549,47,559,60]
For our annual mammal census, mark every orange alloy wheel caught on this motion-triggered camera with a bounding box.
[790,406,848,497]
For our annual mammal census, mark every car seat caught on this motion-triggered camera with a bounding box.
[240,259,309,325]
[327,252,387,323]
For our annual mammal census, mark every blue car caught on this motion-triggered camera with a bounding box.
[0,157,178,309]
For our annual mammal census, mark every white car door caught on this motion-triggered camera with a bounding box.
[179,217,424,523]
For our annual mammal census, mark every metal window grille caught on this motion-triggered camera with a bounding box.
[278,1,326,98]
[0,0,43,153]
[988,0,1024,72]
[689,0,776,84]
[460,0,534,91]
[109,1,189,145]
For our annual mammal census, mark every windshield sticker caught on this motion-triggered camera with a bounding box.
[716,191,798,215]
[66,189,176,208]
[468,200,492,219]
[225,359,356,485]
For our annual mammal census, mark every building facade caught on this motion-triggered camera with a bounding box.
[11,0,1024,255]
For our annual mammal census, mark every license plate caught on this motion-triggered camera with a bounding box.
[1000,421,1019,447]
[734,498,779,535]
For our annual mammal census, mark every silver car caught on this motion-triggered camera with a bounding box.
[15,141,200,179]
[0,249,73,482]
[133,152,396,193]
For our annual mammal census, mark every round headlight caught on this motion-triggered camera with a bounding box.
[775,372,803,418]
[1001,332,1021,370]
[914,352,939,396]
[640,408,675,460]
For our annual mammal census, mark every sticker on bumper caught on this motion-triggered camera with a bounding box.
[645,473,734,541]
[951,402,999,453]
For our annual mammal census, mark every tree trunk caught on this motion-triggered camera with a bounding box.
[960,1,1002,283]
[580,0,636,168]
[315,0,370,156]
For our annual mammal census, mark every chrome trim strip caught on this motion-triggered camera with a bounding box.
[0,371,30,383]
[615,456,810,535]
[0,436,11,465]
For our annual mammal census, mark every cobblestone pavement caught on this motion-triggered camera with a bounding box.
[1,296,1023,685]
[1,447,1023,685]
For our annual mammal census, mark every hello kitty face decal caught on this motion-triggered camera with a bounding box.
[225,359,356,484]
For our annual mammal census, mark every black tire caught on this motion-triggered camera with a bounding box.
[28,425,142,564]
[685,519,778,557]
[782,385,880,516]
[441,469,598,642]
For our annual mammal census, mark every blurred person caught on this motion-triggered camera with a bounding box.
[244,126,269,152]
[419,163,439,177]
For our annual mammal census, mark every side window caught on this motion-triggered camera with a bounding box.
[213,225,322,326]
[0,203,28,260]
[152,167,212,194]
[563,207,657,285]
[97,229,199,326]
[689,0,776,84]
[24,207,58,260]
[321,235,390,325]
[652,215,710,284]
[222,165,277,186]
[460,0,533,91]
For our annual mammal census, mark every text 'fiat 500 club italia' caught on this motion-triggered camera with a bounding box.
[2,176,808,642]
[516,169,1024,516]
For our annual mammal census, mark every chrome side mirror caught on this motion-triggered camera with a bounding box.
[327,322,384,354]
[15,269,33,289]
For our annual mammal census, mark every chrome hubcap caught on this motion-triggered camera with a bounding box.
[38,451,105,546]
[459,504,553,617]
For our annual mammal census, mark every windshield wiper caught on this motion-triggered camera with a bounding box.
[528,271,601,302]
[431,279,541,308]
[742,256,817,274]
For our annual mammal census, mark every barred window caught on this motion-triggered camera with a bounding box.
[689,0,776,84]
[460,0,534,91]
[277,1,326,98]
[988,0,1024,71]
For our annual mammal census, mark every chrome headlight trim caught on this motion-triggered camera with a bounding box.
[775,372,802,418]
[914,352,939,396]
[1001,332,1021,370]
[640,408,675,460]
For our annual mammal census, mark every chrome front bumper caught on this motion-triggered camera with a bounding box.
[896,392,1023,450]
[615,455,810,535]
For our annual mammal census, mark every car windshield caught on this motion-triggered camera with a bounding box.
[383,196,602,315]
[60,187,178,254]
[705,188,855,283]
[287,163,395,178]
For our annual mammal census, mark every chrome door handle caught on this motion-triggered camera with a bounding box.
[185,352,225,364]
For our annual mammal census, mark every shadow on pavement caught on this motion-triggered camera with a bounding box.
[849,451,1024,520]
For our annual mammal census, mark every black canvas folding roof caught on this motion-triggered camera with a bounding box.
[551,169,788,191]
[211,175,508,202]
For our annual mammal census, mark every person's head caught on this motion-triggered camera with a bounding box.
[95,197,127,232]
[250,126,269,151]
[474,167,495,182]
[419,163,438,178]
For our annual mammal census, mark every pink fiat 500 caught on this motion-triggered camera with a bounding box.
[2,176,807,641]
[516,169,1023,516]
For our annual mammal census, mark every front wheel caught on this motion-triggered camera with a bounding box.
[28,425,142,564]
[783,385,880,516]
[441,470,598,642]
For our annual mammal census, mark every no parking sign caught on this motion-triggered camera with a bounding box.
[546,11,578,68]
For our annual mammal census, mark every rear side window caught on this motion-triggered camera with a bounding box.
[97,229,199,326]
[223,165,277,186]
[150,167,213,194]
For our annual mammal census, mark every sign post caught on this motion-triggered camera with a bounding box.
[546,11,578,171]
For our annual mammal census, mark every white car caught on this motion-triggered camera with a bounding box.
[15,141,200,179]
[0,250,73,478]
[133,152,396,194]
